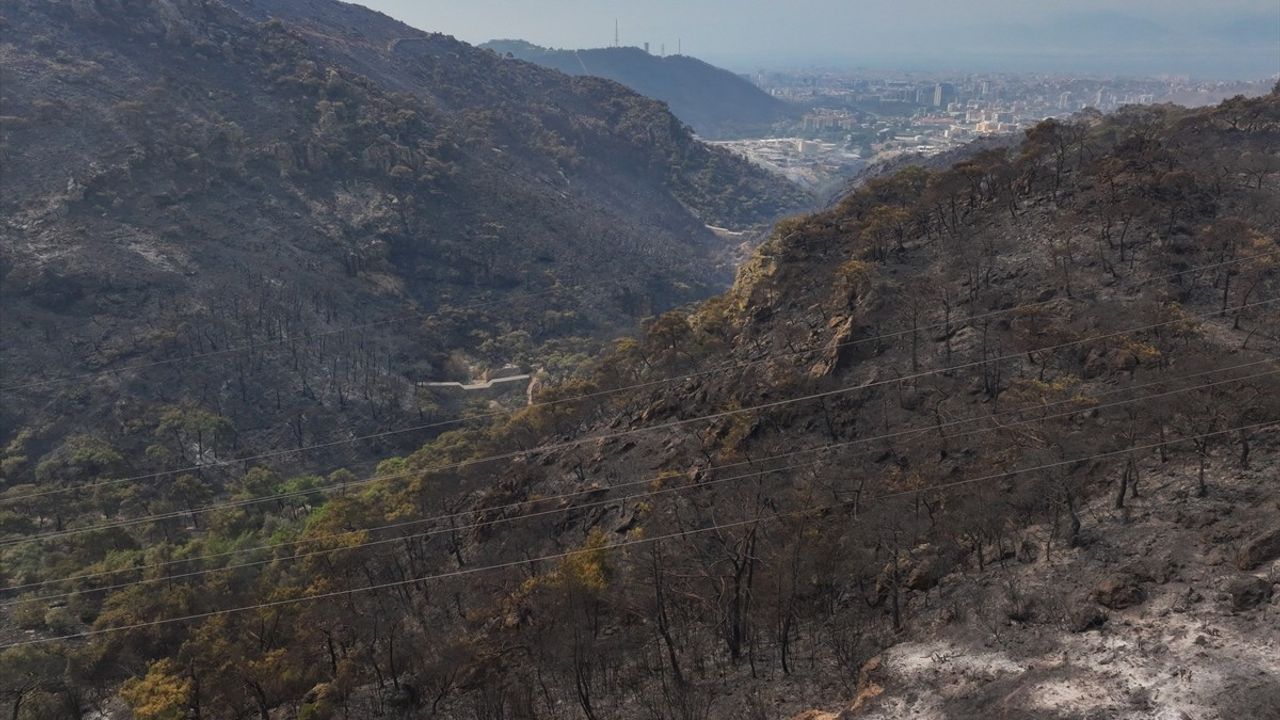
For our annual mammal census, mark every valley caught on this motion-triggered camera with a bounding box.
[0,2,1277,719]
[0,0,811,483]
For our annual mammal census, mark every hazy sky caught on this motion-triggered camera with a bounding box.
[355,0,1279,78]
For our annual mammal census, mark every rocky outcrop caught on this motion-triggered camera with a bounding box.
[1069,603,1109,632]
[1092,573,1146,609]
[1226,575,1273,611]
[1235,527,1280,570]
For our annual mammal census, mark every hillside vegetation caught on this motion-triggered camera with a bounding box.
[2,39,1278,720]
[481,40,794,139]
[0,0,811,481]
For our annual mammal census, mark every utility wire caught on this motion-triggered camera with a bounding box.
[2,252,1272,504]
[2,420,1271,649]
[3,297,1274,547]
[4,364,1272,608]
[7,356,1267,595]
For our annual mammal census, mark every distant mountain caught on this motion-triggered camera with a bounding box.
[0,0,809,473]
[481,39,794,139]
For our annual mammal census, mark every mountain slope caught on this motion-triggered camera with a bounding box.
[2,78,1278,720]
[0,0,810,474]
[414,91,1279,718]
[481,39,794,139]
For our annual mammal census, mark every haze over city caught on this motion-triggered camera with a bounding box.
[357,0,1280,78]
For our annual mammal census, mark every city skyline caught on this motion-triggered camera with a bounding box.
[355,1,1280,80]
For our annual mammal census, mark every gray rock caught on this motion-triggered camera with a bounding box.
[1093,573,1146,609]
[1235,527,1280,571]
[1070,604,1108,632]
[1227,576,1273,611]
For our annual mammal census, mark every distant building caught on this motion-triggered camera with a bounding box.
[933,82,956,108]
[802,110,859,132]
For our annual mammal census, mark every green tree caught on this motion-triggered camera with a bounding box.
[0,645,67,720]
[156,404,236,465]
[120,659,192,720]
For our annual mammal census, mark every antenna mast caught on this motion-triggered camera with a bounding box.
[614,19,619,47]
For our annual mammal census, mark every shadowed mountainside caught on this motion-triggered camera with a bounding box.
[482,39,795,139]
[0,0,811,474]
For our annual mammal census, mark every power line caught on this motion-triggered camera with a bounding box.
[3,252,1269,505]
[1,289,1048,501]
[0,279,1105,502]
[3,297,1274,547]
[5,364,1270,608]
[0,280,621,393]
[7,357,1262,600]
[6,356,1268,594]
[3,420,1271,649]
